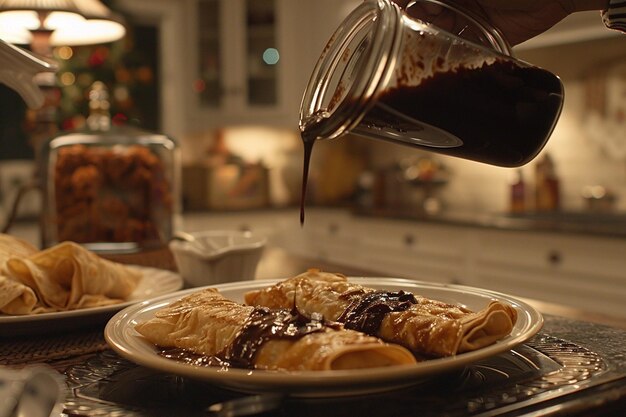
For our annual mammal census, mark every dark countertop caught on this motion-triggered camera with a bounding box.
[352,206,626,239]
[186,204,626,239]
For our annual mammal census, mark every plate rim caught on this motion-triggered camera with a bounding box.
[0,265,183,325]
[104,277,544,392]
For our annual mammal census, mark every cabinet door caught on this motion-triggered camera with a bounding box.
[190,0,364,129]
[353,218,469,284]
[196,0,222,108]
[244,0,280,107]
[472,230,626,319]
[192,0,289,128]
[299,210,360,265]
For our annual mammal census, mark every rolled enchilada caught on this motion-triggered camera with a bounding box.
[135,288,417,371]
[244,269,518,358]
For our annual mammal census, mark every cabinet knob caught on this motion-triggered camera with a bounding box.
[328,223,339,235]
[547,250,562,266]
[450,277,463,285]
[403,234,416,247]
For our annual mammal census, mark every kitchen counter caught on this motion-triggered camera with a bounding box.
[352,206,626,239]
[7,203,626,249]
[187,204,626,239]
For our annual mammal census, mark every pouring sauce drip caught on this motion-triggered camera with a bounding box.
[300,134,315,226]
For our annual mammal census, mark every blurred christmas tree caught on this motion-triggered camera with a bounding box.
[54,24,159,132]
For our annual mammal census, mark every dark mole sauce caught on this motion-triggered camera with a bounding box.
[158,307,339,369]
[300,133,315,226]
[337,291,418,335]
[358,59,562,167]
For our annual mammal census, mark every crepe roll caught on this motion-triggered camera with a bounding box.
[0,233,38,268]
[5,241,141,311]
[244,269,518,358]
[0,275,39,314]
[0,234,40,314]
[135,288,417,371]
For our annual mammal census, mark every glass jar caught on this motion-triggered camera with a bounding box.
[40,129,180,251]
[40,84,180,252]
[299,0,564,167]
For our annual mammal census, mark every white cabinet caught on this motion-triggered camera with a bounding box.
[189,0,288,127]
[469,229,626,319]
[276,209,626,319]
[285,209,361,268]
[283,210,470,284]
[119,0,362,133]
[349,217,470,284]
[187,0,360,130]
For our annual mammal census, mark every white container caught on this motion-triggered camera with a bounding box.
[169,231,266,287]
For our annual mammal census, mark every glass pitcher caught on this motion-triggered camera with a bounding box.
[299,0,564,167]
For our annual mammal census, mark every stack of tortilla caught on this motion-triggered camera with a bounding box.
[0,234,142,315]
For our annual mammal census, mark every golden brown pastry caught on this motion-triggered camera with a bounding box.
[0,234,40,314]
[0,233,38,267]
[3,240,142,313]
[135,288,418,371]
[0,275,38,314]
[245,269,518,358]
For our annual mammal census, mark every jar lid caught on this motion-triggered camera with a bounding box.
[299,0,403,141]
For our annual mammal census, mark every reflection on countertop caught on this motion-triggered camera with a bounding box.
[352,207,626,239]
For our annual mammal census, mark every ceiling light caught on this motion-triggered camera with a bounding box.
[0,0,126,46]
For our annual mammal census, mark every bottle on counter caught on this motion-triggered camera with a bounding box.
[534,153,560,212]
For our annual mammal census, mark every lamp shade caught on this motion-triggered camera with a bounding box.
[0,0,125,46]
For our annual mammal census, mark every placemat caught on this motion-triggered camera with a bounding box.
[0,329,108,366]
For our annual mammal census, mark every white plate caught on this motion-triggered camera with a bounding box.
[1,266,183,336]
[105,278,543,396]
